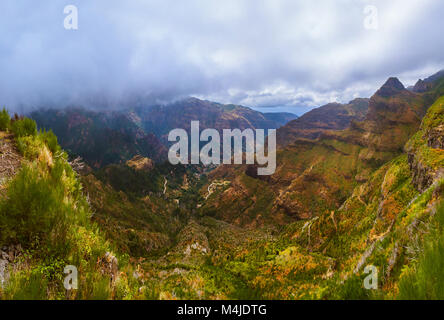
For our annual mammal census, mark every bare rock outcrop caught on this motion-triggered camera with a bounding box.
[126,155,154,172]
[408,153,435,192]
[427,124,444,149]
[0,244,22,288]
[408,123,444,192]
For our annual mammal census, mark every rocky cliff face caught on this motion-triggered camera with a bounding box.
[427,124,444,149]
[408,153,443,192]
[406,96,444,192]
[0,245,22,289]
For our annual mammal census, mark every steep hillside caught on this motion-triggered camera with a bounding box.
[82,160,207,257]
[279,95,444,298]
[326,77,428,165]
[139,87,443,300]
[30,108,167,168]
[202,72,444,226]
[278,98,369,146]
[0,113,146,299]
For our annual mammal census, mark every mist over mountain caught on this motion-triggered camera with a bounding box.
[30,97,296,168]
[2,1,444,114]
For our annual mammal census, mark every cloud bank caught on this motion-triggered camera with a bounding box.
[1,0,444,114]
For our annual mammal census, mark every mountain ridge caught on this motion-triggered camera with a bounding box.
[30,97,297,168]
[277,98,369,146]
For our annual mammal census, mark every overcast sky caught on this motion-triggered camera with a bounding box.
[1,0,443,114]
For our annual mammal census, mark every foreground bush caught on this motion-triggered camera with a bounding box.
[10,117,37,138]
[0,107,10,131]
[398,200,444,300]
[0,116,141,299]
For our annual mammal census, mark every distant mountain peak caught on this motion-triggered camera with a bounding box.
[376,77,406,97]
[412,79,432,93]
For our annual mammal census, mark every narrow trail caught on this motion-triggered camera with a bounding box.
[204,181,228,200]
[163,177,168,195]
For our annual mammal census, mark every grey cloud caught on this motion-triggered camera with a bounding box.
[0,0,443,113]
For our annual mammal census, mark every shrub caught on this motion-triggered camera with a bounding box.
[11,117,37,137]
[0,164,64,246]
[333,274,371,300]
[0,119,140,300]
[40,129,60,154]
[16,136,46,159]
[0,107,10,131]
[15,124,61,158]
[398,237,444,300]
[3,270,49,300]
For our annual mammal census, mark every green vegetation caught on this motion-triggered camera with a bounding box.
[0,110,142,300]
[332,274,371,300]
[0,108,11,131]
[1,76,443,300]
[398,198,444,300]
[11,117,37,138]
